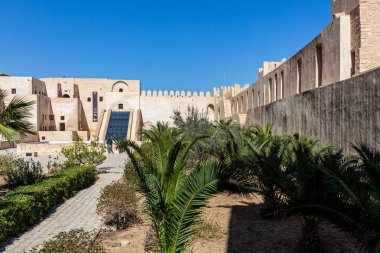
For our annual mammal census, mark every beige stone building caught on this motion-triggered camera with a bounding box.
[215,0,380,125]
[1,0,380,155]
[0,76,214,155]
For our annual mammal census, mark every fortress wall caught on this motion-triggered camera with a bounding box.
[217,15,352,123]
[0,76,33,96]
[140,91,214,126]
[248,67,380,153]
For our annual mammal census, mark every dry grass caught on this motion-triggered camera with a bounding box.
[196,218,222,240]
[99,194,360,253]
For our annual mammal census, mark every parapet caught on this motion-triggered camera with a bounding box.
[140,90,212,98]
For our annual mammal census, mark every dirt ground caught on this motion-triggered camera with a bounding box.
[99,194,360,253]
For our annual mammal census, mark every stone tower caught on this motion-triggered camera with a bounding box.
[332,0,380,74]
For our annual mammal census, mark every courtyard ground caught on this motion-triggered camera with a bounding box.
[0,152,128,253]
[100,194,360,253]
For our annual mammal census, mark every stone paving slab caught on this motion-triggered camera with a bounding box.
[0,153,129,253]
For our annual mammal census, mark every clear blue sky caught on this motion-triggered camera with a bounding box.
[0,0,331,92]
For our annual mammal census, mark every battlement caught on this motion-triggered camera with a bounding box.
[214,84,251,98]
[140,90,212,98]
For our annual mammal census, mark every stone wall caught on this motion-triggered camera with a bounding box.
[248,67,380,153]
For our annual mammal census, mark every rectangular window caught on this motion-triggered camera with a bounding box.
[297,59,302,93]
[60,116,65,120]
[251,90,255,108]
[42,136,46,140]
[99,96,103,102]
[118,104,123,109]
[274,74,278,101]
[281,71,284,99]
[268,78,272,103]
[49,115,55,120]
[351,51,356,77]
[316,44,323,87]
[11,88,16,94]
[87,97,91,102]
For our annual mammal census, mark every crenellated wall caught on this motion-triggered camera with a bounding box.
[140,89,215,126]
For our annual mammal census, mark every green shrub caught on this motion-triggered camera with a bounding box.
[31,229,105,253]
[4,159,43,187]
[124,160,139,186]
[0,153,17,176]
[60,138,106,168]
[96,180,140,230]
[0,165,96,243]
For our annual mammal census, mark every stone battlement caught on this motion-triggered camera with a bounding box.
[140,90,212,97]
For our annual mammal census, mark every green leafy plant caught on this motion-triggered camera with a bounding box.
[0,165,96,243]
[116,122,220,253]
[0,152,17,176]
[60,137,106,168]
[31,229,105,253]
[97,180,140,230]
[0,90,35,143]
[4,158,43,187]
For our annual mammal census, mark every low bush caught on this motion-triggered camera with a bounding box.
[0,165,96,243]
[61,138,106,168]
[96,180,140,230]
[31,229,105,253]
[0,153,16,176]
[124,160,139,187]
[4,159,43,187]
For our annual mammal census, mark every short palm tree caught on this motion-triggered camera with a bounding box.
[0,90,35,142]
[315,144,380,252]
[115,122,219,253]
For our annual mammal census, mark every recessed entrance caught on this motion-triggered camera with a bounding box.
[59,123,65,131]
[106,111,130,140]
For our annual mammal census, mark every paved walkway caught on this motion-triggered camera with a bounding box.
[0,153,129,253]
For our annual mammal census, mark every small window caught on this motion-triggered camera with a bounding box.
[119,88,123,93]
[42,136,46,140]
[60,116,65,120]
[118,104,123,109]
[99,96,103,102]
[49,115,55,120]
[11,88,16,94]
[87,97,91,102]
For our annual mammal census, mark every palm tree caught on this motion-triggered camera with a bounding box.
[249,135,332,252]
[0,90,35,143]
[115,122,219,253]
[312,144,380,252]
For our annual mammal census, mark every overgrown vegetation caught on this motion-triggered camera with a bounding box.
[31,229,105,253]
[0,153,17,176]
[0,165,96,243]
[116,122,220,253]
[113,107,380,252]
[97,180,140,230]
[3,158,43,188]
[60,137,106,168]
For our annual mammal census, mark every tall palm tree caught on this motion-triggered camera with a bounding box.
[0,90,35,143]
[115,122,219,253]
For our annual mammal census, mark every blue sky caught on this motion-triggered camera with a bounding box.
[0,0,331,92]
